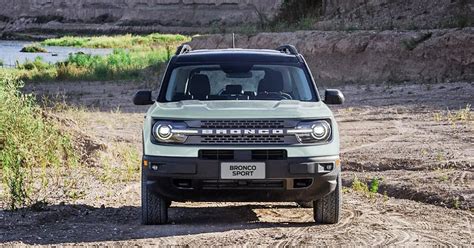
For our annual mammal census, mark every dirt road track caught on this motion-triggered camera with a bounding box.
[1,81,472,246]
[1,191,471,246]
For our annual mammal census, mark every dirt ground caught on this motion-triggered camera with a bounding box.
[1,81,473,246]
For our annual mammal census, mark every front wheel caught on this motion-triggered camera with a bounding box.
[313,176,341,224]
[141,179,168,225]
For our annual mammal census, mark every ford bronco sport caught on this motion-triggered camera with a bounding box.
[133,45,345,225]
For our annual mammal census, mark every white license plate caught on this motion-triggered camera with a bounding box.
[221,162,266,179]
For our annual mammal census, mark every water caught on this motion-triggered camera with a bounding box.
[0,40,113,68]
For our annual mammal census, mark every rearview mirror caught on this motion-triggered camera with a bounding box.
[324,89,345,105]
[133,90,154,105]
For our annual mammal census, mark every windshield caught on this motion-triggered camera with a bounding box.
[160,64,318,102]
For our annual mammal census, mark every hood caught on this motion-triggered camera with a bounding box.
[148,100,334,119]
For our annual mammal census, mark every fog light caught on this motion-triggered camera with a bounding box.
[151,165,159,171]
[319,163,334,172]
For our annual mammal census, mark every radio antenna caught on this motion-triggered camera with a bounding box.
[232,33,235,48]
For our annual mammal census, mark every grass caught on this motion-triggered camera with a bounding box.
[7,48,170,82]
[352,176,381,198]
[0,75,79,209]
[98,142,140,185]
[20,44,48,53]
[41,33,189,49]
[433,104,472,125]
[5,33,190,82]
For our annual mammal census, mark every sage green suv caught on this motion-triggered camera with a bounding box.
[134,45,345,225]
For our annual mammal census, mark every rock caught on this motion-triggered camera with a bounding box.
[0,0,283,34]
[319,0,474,30]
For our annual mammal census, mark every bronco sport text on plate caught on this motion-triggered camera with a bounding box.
[133,45,345,225]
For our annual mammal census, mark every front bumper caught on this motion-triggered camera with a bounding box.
[143,154,340,202]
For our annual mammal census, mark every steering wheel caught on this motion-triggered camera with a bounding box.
[280,92,293,100]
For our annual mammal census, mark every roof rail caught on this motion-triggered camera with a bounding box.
[176,44,192,55]
[276,45,298,55]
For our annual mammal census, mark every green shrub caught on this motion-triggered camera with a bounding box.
[16,57,53,71]
[20,44,48,53]
[11,33,184,82]
[369,177,380,193]
[0,75,77,209]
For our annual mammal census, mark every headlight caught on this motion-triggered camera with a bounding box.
[311,121,331,140]
[155,124,172,140]
[294,120,332,143]
[152,121,189,143]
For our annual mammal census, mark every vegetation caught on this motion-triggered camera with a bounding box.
[0,75,78,209]
[4,33,190,82]
[369,177,380,193]
[352,176,382,198]
[273,0,322,26]
[41,33,188,49]
[433,104,472,125]
[211,0,321,34]
[352,177,369,193]
[20,44,48,53]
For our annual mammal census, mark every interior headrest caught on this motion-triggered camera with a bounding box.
[258,70,284,93]
[223,84,243,95]
[188,74,210,100]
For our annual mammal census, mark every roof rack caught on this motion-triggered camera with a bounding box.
[176,44,192,55]
[276,45,298,55]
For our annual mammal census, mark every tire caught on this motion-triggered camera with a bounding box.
[313,175,341,224]
[141,177,168,225]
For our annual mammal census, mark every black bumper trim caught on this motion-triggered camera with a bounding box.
[142,155,339,202]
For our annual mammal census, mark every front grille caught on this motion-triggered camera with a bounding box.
[201,120,285,129]
[201,135,285,144]
[252,150,287,160]
[185,119,298,145]
[201,180,284,189]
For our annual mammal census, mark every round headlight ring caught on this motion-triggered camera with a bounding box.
[155,124,173,140]
[311,121,331,140]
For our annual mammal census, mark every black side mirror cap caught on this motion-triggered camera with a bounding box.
[133,90,154,105]
[324,89,345,105]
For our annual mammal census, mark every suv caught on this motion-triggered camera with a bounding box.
[134,45,345,225]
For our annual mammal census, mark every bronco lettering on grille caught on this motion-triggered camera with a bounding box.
[199,129,286,135]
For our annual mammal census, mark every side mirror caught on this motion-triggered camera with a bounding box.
[133,90,154,105]
[324,89,345,105]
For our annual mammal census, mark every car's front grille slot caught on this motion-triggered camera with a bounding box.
[252,150,287,160]
[201,120,285,129]
[201,180,284,189]
[198,150,287,160]
[199,150,234,160]
[201,135,285,144]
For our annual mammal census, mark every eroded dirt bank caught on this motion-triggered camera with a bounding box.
[0,81,472,246]
[189,28,474,85]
